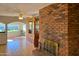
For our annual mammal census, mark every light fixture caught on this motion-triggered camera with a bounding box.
[19,13,23,20]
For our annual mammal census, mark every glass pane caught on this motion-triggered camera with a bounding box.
[29,22,32,30]
[0,23,5,32]
[36,21,39,32]
[8,24,19,32]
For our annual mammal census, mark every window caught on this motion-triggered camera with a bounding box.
[36,20,39,32]
[0,23,5,32]
[23,24,26,31]
[29,22,32,30]
[29,21,33,33]
[8,24,19,32]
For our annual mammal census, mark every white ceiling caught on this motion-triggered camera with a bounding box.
[0,3,51,17]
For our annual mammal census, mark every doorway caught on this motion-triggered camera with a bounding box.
[7,22,26,41]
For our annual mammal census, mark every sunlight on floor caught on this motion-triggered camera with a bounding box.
[7,40,13,42]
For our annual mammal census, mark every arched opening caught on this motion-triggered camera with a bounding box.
[7,22,26,40]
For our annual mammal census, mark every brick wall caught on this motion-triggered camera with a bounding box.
[68,4,79,55]
[39,4,68,56]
